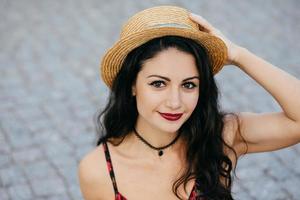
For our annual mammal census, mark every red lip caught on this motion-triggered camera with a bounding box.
[159,112,183,121]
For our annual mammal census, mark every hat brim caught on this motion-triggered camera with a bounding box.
[101,26,227,88]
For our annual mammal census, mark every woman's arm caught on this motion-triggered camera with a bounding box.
[231,47,300,154]
[189,13,300,156]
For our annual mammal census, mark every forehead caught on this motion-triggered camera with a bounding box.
[140,48,199,77]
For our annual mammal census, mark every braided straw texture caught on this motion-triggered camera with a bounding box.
[101,5,227,89]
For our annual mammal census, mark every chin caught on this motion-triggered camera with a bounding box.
[157,123,183,133]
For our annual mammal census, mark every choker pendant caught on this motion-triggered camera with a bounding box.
[158,150,163,156]
[133,127,181,157]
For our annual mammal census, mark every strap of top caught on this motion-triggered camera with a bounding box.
[102,141,120,195]
[102,141,196,200]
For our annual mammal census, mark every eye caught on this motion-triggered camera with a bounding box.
[149,80,165,88]
[183,82,197,89]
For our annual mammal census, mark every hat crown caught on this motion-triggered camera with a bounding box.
[120,6,199,39]
[101,5,227,89]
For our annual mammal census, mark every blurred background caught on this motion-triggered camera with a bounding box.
[1,0,299,199]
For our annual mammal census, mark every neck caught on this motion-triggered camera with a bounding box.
[135,128,179,148]
[110,131,187,167]
[126,127,185,161]
[135,115,183,147]
[133,128,182,159]
[113,116,187,161]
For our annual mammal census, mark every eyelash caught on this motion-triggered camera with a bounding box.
[149,80,197,89]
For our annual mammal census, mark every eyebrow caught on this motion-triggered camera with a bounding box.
[147,75,199,82]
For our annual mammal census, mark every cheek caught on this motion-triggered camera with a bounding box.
[136,87,161,112]
[186,93,199,111]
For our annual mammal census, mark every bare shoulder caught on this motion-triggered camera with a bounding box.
[78,143,113,200]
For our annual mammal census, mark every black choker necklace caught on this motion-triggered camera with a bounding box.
[133,127,181,156]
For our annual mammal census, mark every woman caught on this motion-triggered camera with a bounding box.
[78,6,300,200]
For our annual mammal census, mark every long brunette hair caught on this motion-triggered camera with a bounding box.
[95,36,245,199]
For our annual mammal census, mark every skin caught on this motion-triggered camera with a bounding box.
[131,47,200,154]
[189,13,300,155]
[79,48,200,200]
[78,13,300,200]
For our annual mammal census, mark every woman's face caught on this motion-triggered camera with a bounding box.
[132,47,200,134]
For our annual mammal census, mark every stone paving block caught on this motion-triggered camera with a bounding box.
[293,144,300,154]
[1,114,25,136]
[0,99,15,111]
[8,183,33,200]
[7,132,36,150]
[67,131,96,147]
[0,153,12,169]
[50,155,77,169]
[30,129,58,146]
[280,176,300,200]
[14,105,46,122]
[26,117,54,134]
[261,157,293,182]
[0,72,24,90]
[0,129,11,153]
[68,183,83,200]
[58,121,97,146]
[31,177,66,197]
[22,161,57,180]
[42,138,74,159]
[243,178,288,200]
[75,144,94,162]
[0,165,27,187]
[71,104,96,122]
[232,188,256,200]
[12,146,44,164]
[2,119,36,150]
[14,95,44,110]
[0,188,10,200]
[54,160,79,185]
[43,193,71,200]
[0,86,28,101]
[235,153,267,169]
[235,163,265,181]
[273,146,300,174]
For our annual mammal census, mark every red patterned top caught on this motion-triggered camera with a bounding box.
[102,141,200,199]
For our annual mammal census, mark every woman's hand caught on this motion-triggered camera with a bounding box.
[189,13,242,65]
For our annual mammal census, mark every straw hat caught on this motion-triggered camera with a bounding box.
[100,5,227,89]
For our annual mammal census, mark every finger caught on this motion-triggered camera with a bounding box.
[189,13,215,33]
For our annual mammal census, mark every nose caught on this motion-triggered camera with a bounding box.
[166,86,182,109]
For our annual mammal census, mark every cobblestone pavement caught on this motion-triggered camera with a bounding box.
[1,0,299,199]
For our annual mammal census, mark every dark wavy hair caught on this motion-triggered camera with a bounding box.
[94,36,245,199]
